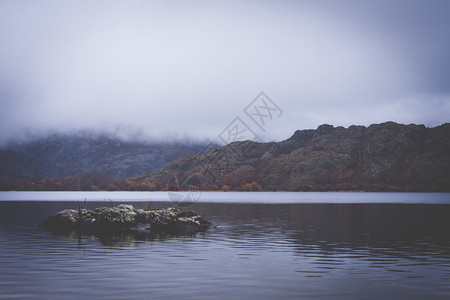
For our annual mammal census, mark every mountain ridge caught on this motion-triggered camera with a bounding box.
[135,122,450,192]
[0,133,210,180]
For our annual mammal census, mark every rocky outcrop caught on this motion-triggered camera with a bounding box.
[39,204,212,235]
[136,122,450,192]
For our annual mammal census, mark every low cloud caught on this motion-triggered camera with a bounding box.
[1,0,449,144]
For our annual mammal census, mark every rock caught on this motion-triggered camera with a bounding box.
[96,206,137,228]
[134,122,450,192]
[40,209,78,229]
[39,204,212,235]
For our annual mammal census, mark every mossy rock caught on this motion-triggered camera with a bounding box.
[97,207,137,226]
[40,204,212,235]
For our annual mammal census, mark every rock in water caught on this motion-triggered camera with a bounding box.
[39,204,212,235]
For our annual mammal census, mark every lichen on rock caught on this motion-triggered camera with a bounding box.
[40,204,212,235]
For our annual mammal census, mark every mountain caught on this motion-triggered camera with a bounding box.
[0,134,209,180]
[135,122,450,192]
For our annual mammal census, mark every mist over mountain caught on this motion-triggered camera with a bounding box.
[1,122,449,192]
[136,122,450,192]
[0,133,210,180]
[1,1,449,143]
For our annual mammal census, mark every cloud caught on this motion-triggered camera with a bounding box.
[0,0,449,144]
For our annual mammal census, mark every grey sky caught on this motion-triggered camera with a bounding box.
[0,0,449,144]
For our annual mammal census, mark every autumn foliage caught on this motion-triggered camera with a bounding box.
[0,172,159,191]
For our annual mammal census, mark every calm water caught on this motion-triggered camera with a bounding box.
[1,192,450,299]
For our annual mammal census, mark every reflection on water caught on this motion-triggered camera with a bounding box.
[0,201,450,299]
[50,231,200,248]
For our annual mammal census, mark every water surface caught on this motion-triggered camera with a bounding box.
[1,191,450,204]
[0,192,449,299]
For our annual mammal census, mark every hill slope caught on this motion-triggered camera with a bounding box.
[136,122,450,192]
[0,134,208,180]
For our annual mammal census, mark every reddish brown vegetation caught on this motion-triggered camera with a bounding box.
[0,172,159,191]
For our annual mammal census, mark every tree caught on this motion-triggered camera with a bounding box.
[296,183,312,191]
[106,184,119,191]
[168,184,179,191]
[250,181,262,191]
[209,185,219,191]
[241,183,252,191]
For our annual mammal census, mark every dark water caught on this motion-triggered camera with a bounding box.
[1,199,450,299]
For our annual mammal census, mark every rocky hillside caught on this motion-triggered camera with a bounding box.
[0,134,209,180]
[136,122,450,192]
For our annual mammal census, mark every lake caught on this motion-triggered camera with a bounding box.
[1,192,450,299]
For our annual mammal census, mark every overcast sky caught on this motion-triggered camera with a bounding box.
[0,0,449,144]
